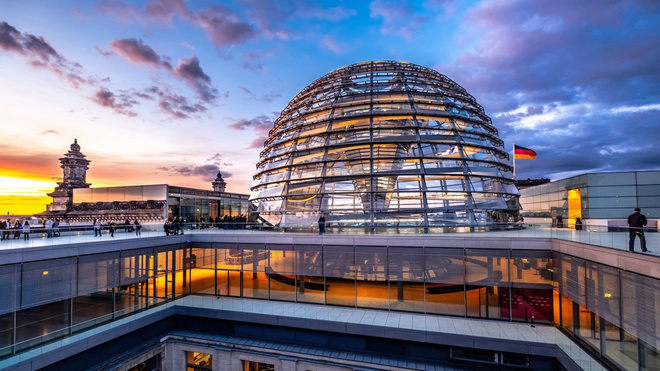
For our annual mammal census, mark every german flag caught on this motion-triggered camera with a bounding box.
[514,145,537,160]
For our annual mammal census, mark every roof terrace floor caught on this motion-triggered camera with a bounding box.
[0,225,658,257]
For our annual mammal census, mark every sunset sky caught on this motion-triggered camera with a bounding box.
[2,0,659,215]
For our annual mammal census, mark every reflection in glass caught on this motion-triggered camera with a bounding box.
[250,61,520,232]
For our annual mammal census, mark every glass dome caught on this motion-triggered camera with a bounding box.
[249,61,519,232]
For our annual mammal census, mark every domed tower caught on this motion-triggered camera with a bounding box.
[212,171,227,192]
[249,61,519,232]
[46,139,91,213]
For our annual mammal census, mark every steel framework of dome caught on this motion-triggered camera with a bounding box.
[249,61,519,232]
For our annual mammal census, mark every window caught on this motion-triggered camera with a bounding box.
[185,351,212,371]
[243,360,274,371]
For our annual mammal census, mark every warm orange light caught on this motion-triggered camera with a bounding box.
[567,189,581,225]
[43,271,49,276]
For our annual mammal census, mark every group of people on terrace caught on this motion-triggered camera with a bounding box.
[92,219,142,237]
[0,218,34,240]
[163,215,249,236]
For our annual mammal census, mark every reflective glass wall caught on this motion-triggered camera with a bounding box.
[250,61,520,232]
[519,170,660,226]
[1,244,657,370]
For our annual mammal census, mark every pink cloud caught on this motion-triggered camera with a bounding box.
[229,114,277,149]
[0,21,90,89]
[92,88,138,117]
[109,38,172,70]
[196,5,255,46]
[174,56,217,102]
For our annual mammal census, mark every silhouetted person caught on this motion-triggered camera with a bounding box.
[628,208,649,253]
[318,214,326,234]
[575,217,582,230]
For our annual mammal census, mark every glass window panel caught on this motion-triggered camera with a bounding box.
[0,312,12,358]
[587,197,637,208]
[388,248,425,313]
[603,318,639,371]
[72,292,113,332]
[576,305,600,352]
[505,287,554,323]
[0,264,18,315]
[92,188,109,202]
[330,118,370,131]
[241,244,268,300]
[324,245,355,307]
[21,258,76,309]
[267,245,295,302]
[425,248,465,316]
[107,187,126,201]
[637,171,660,184]
[295,245,325,304]
[587,186,636,197]
[356,247,388,310]
[120,249,153,286]
[588,172,636,186]
[186,351,212,370]
[78,252,119,295]
[190,248,215,295]
[73,188,92,203]
[16,300,71,347]
[125,186,143,201]
[143,185,167,200]
[509,251,553,286]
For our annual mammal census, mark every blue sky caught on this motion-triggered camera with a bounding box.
[1,0,660,213]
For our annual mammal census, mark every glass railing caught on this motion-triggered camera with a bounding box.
[0,222,655,255]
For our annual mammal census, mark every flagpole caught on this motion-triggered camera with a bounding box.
[512,142,516,179]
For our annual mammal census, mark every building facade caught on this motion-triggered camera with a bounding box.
[518,170,660,229]
[65,184,249,224]
[40,141,249,224]
[0,234,658,370]
[250,61,520,233]
[43,139,91,214]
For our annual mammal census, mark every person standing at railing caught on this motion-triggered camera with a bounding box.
[0,219,7,240]
[53,219,60,237]
[628,208,650,253]
[45,218,53,238]
[13,220,22,239]
[93,219,102,237]
[133,220,141,236]
[575,218,583,230]
[23,221,30,240]
[108,218,116,237]
[318,214,326,235]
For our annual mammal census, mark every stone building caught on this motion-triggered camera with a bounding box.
[44,139,91,215]
[39,140,248,224]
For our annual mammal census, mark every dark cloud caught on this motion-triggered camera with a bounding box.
[144,0,193,22]
[438,0,660,180]
[103,38,218,115]
[91,88,138,117]
[157,164,232,181]
[158,92,207,119]
[174,56,217,102]
[196,5,255,46]
[206,153,233,167]
[109,38,172,70]
[0,21,89,88]
[229,114,277,149]
[95,0,356,47]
